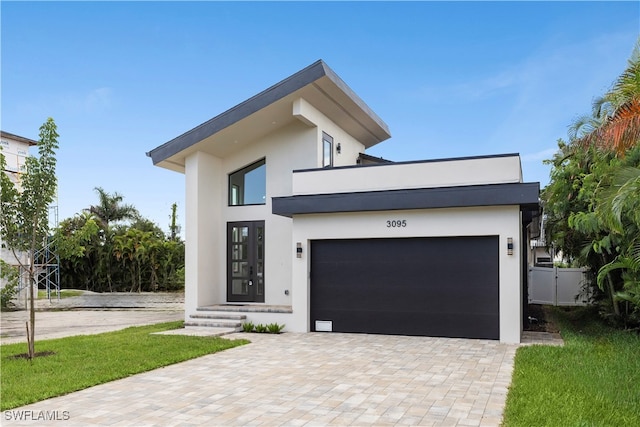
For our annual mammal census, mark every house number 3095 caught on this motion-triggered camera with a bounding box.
[386,220,407,228]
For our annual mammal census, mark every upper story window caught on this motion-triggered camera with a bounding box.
[229,159,266,206]
[322,132,333,168]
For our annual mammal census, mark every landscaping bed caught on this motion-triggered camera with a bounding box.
[524,304,560,333]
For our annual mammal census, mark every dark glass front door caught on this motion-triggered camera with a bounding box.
[227,221,265,302]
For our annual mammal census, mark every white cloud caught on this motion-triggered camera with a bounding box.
[411,68,519,103]
[57,87,114,114]
[85,87,113,111]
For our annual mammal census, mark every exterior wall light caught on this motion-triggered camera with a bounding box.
[296,242,302,258]
[336,143,341,154]
[507,237,514,256]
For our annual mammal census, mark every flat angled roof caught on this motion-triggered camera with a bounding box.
[1,130,38,146]
[293,153,521,173]
[148,60,391,168]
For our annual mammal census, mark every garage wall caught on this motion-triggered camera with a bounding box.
[288,206,523,343]
[292,154,523,195]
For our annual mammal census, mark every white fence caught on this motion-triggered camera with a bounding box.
[528,266,590,306]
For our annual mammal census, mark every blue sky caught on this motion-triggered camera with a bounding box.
[2,1,638,233]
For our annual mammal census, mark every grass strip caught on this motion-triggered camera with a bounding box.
[503,306,640,426]
[0,321,248,410]
[36,290,84,299]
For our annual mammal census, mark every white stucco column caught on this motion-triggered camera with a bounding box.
[184,151,222,319]
[499,209,524,344]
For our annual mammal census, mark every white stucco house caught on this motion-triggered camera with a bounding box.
[1,130,36,189]
[148,60,539,343]
[1,130,37,289]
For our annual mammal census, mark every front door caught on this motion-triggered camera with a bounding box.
[227,221,265,302]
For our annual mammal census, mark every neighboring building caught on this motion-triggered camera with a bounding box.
[1,130,36,188]
[148,60,539,343]
[1,131,37,286]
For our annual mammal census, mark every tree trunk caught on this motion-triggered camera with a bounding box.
[129,264,136,293]
[28,253,36,359]
[602,254,621,316]
[29,278,35,358]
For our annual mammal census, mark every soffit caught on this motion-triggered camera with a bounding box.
[149,61,391,172]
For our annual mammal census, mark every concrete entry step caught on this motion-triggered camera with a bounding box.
[184,320,243,328]
[153,326,238,337]
[190,305,292,332]
[184,319,243,330]
[187,311,248,331]
[197,304,292,313]
[190,312,247,321]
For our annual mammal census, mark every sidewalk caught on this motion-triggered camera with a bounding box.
[16,290,184,311]
[0,292,184,345]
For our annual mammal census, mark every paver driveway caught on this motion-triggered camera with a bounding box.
[3,332,517,426]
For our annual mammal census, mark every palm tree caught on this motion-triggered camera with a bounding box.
[579,39,640,155]
[579,39,640,323]
[87,187,139,229]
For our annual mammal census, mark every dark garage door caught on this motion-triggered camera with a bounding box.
[310,236,499,339]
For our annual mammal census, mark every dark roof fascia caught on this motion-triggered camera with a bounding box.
[147,60,390,165]
[293,153,521,173]
[0,130,38,146]
[357,152,393,164]
[272,182,540,218]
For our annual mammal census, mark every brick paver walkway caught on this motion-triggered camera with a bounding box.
[3,332,517,426]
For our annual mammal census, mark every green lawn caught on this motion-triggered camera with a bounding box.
[503,306,640,426]
[0,322,249,410]
[36,289,84,299]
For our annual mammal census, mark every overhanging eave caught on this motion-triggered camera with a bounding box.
[272,182,540,218]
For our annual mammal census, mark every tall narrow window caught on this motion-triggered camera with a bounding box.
[322,132,333,168]
[229,159,266,206]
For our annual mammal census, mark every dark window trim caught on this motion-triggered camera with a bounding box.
[227,221,266,303]
[322,132,333,168]
[228,158,266,207]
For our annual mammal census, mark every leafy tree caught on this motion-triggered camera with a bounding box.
[0,118,59,358]
[169,202,181,241]
[56,199,185,293]
[84,187,139,290]
[53,212,103,290]
[544,39,640,326]
[0,260,20,309]
[87,187,139,228]
[587,40,640,325]
[542,143,630,317]
[595,164,640,323]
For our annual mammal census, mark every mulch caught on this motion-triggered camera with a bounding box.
[9,351,56,359]
[524,304,560,333]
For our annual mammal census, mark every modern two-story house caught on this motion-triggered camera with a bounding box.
[148,60,539,343]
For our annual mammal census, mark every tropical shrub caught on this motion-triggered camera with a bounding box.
[0,260,20,309]
[543,40,640,327]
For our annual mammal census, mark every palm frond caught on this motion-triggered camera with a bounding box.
[584,100,640,155]
[576,39,640,156]
[568,114,601,141]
